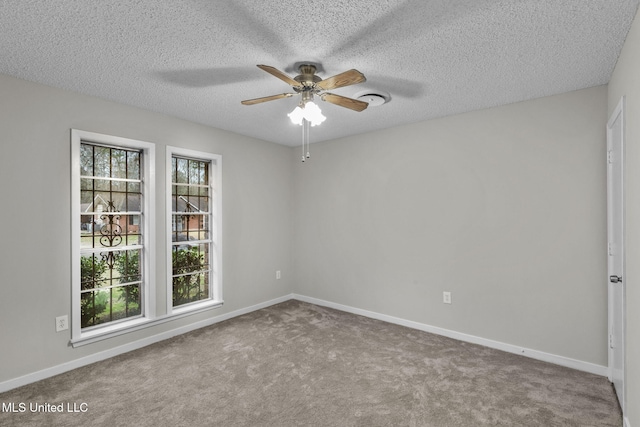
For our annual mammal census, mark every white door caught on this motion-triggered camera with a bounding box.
[607,97,625,412]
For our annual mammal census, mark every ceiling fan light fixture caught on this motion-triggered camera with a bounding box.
[288,101,326,126]
[287,105,305,125]
[303,101,326,126]
[242,63,369,162]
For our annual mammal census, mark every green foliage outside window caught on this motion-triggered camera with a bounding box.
[79,251,141,328]
[81,247,207,327]
[172,248,207,307]
[115,251,141,318]
[80,256,108,328]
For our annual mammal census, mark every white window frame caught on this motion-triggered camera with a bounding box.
[166,146,223,315]
[71,130,156,344]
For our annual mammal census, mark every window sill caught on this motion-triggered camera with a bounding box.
[70,299,224,347]
[171,299,224,317]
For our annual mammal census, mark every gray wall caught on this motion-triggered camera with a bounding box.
[608,5,640,426]
[0,74,293,383]
[0,72,613,391]
[293,86,608,365]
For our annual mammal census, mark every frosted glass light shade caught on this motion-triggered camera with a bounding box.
[288,101,326,126]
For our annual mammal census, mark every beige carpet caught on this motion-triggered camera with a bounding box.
[0,300,621,426]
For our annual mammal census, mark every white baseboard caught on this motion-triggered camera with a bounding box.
[292,294,609,377]
[0,294,293,394]
[0,292,610,394]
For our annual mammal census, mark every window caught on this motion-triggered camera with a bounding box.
[71,130,155,341]
[71,133,221,344]
[167,147,222,314]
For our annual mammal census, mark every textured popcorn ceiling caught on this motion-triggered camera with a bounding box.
[1,0,638,146]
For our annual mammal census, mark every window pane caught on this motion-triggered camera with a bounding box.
[112,284,141,320]
[194,243,210,268]
[196,230,210,240]
[80,144,94,176]
[80,190,93,206]
[172,246,206,275]
[172,220,209,239]
[80,215,95,248]
[126,193,141,212]
[94,178,110,191]
[126,234,140,246]
[173,230,194,244]
[93,146,111,178]
[175,185,189,200]
[111,149,127,179]
[81,291,103,328]
[173,272,209,307]
[115,249,141,284]
[127,181,140,193]
[127,151,140,180]
[176,158,188,184]
[171,194,178,212]
[174,195,207,213]
[80,178,93,191]
[170,153,213,309]
[81,215,142,250]
[80,281,142,328]
[112,180,126,192]
[95,221,125,249]
[80,254,108,290]
[78,141,145,331]
[189,160,201,185]
[125,215,141,245]
[94,289,112,326]
[80,236,94,249]
[111,192,127,210]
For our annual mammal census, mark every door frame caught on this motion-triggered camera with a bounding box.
[606,95,625,412]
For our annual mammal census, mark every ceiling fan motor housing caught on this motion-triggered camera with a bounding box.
[294,64,322,89]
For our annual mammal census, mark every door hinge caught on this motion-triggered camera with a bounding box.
[608,243,614,256]
[609,334,615,349]
[608,150,613,164]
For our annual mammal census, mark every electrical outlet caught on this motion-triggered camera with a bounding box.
[56,315,68,332]
[276,270,281,280]
[443,292,452,304]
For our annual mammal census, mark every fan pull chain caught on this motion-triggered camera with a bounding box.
[301,118,310,162]
[304,119,310,160]
[301,119,305,162]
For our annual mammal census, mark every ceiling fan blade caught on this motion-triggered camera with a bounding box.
[316,69,366,90]
[241,93,294,105]
[257,65,300,87]
[320,93,368,112]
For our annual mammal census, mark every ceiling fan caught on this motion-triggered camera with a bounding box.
[241,64,369,112]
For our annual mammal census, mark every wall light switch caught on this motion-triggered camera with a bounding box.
[276,270,281,280]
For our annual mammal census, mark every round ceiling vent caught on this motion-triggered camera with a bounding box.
[355,91,390,107]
